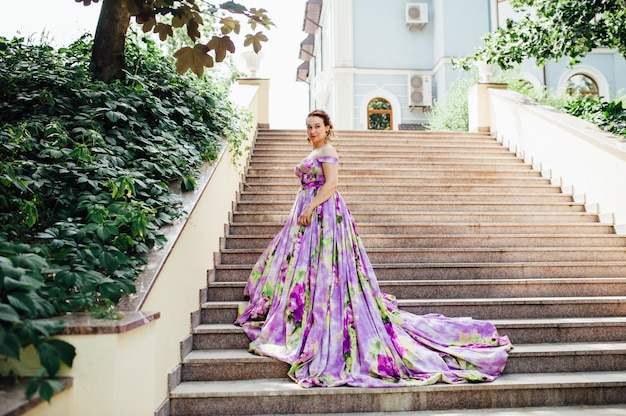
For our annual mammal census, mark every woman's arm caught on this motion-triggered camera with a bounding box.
[298,161,339,226]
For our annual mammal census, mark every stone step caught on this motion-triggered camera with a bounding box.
[200,295,626,322]
[169,372,626,415]
[256,130,498,141]
[246,165,538,176]
[222,234,626,250]
[243,183,565,194]
[253,139,512,149]
[206,278,626,301]
[243,174,551,185]
[231,211,598,224]
[237,191,574,203]
[217,247,626,265]
[212,262,626,282]
[253,134,501,144]
[394,296,626,320]
[248,156,527,166]
[226,222,613,236]
[179,342,626,382]
[251,148,516,158]
[192,317,626,346]
[254,136,500,149]
[182,342,626,381]
[234,200,586,213]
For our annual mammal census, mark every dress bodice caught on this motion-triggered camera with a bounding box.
[295,156,339,188]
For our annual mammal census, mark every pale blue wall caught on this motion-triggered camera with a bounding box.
[351,0,492,70]
[353,0,434,70]
[434,0,491,59]
[321,0,626,129]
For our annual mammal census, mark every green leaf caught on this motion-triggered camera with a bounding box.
[0,304,20,323]
[11,253,48,273]
[105,111,127,123]
[46,339,76,368]
[38,379,56,403]
[7,291,37,314]
[3,276,42,292]
[25,378,39,399]
[0,330,21,360]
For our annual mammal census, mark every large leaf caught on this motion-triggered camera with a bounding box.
[10,252,48,272]
[8,291,38,315]
[0,329,21,359]
[154,23,174,41]
[173,45,214,76]
[207,36,235,63]
[3,275,44,292]
[243,32,268,54]
[38,338,76,373]
[0,304,20,324]
[219,17,241,35]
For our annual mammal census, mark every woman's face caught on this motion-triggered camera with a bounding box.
[306,116,328,145]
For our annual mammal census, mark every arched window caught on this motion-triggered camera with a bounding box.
[367,98,392,130]
[566,74,599,97]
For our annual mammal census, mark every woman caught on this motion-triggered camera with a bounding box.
[235,109,512,388]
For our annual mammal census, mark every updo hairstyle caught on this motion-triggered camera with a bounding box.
[307,109,336,141]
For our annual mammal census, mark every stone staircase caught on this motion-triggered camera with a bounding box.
[168,129,626,415]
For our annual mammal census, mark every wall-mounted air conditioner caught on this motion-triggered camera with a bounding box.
[408,74,432,107]
[406,3,428,29]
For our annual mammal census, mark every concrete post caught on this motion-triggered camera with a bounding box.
[237,78,271,129]
[468,83,508,133]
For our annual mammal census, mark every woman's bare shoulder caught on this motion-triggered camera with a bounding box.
[319,144,339,159]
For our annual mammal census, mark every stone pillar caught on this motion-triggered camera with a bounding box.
[468,83,508,133]
[237,78,271,129]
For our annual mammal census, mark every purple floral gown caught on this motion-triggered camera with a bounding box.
[235,155,512,388]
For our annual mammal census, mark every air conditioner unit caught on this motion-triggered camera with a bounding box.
[406,3,428,26]
[408,74,432,107]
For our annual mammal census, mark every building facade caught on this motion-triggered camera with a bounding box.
[296,0,626,130]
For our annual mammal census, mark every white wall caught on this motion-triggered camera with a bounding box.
[488,88,626,233]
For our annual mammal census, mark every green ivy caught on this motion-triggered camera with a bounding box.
[0,34,248,401]
[564,94,626,137]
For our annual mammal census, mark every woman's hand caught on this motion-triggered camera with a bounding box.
[298,206,314,226]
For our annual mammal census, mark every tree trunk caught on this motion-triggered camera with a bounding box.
[91,0,131,82]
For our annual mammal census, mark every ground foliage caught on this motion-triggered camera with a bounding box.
[0,34,248,401]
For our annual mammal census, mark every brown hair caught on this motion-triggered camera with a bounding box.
[307,109,336,140]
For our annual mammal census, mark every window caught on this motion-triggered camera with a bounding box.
[566,74,599,97]
[367,98,392,130]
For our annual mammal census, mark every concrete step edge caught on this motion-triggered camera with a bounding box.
[214,261,626,270]
[169,371,626,397]
[193,316,626,333]
[208,278,626,288]
[182,342,626,363]
[219,247,626,254]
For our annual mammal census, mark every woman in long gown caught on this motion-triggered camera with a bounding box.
[235,110,513,388]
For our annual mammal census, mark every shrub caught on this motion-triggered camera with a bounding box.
[426,67,626,140]
[425,75,475,131]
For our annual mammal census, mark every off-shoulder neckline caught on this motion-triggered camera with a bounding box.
[304,155,338,163]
